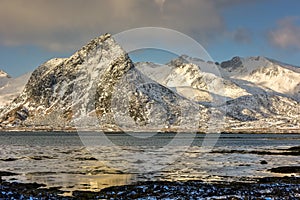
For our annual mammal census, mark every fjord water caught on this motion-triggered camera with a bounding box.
[0,132,299,193]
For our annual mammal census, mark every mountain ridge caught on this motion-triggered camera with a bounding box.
[0,34,299,133]
[0,34,203,132]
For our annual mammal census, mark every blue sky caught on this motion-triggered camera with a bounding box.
[208,0,300,65]
[0,0,300,77]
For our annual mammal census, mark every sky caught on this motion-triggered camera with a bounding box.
[0,0,300,77]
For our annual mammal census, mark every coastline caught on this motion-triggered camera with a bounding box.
[0,127,299,134]
[0,131,299,199]
[1,176,299,199]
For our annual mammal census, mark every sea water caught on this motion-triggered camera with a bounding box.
[0,132,299,193]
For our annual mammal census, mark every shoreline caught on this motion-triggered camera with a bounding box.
[1,176,299,199]
[0,128,300,134]
[0,132,299,199]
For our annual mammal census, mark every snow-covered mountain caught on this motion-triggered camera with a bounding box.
[136,55,300,132]
[0,34,202,131]
[218,56,300,132]
[136,58,249,103]
[137,55,300,102]
[0,34,299,133]
[219,94,299,132]
[220,56,300,101]
[0,70,31,110]
[0,70,10,88]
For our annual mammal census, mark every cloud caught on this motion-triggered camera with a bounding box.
[268,17,300,50]
[232,28,252,44]
[0,0,255,52]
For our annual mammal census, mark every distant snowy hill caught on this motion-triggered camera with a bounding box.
[136,58,249,103]
[136,55,300,132]
[0,70,10,88]
[136,55,300,102]
[220,56,300,101]
[0,70,31,109]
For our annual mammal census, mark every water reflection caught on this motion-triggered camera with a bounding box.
[26,173,132,193]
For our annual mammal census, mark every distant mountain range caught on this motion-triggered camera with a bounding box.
[0,34,299,133]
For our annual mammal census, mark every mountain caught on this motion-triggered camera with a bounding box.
[220,56,300,101]
[0,34,299,133]
[136,55,300,133]
[0,70,31,110]
[0,69,10,87]
[220,94,299,132]
[136,55,300,101]
[136,57,249,103]
[0,34,202,131]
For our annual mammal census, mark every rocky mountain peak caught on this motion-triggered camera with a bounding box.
[68,33,112,62]
[167,55,189,68]
[0,33,133,129]
[220,56,243,72]
[167,55,210,68]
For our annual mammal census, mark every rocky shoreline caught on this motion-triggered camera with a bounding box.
[0,127,300,134]
[0,134,299,199]
[1,175,300,199]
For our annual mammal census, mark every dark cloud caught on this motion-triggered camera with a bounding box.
[0,0,257,52]
[268,17,300,50]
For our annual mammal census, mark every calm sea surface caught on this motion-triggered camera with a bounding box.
[0,132,299,194]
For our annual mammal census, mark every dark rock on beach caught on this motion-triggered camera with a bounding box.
[269,166,300,174]
[212,145,300,156]
[0,171,18,176]
[260,160,268,165]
